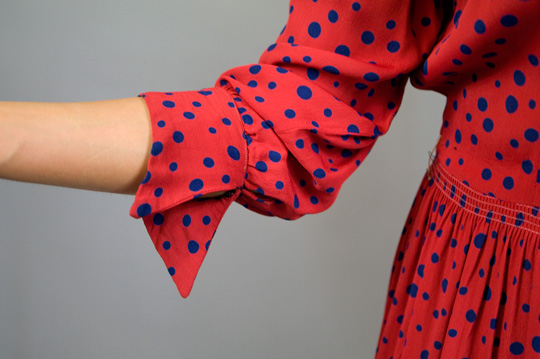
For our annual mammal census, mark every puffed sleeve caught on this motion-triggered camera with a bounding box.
[130,0,446,298]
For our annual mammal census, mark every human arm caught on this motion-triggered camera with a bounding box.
[0,98,229,197]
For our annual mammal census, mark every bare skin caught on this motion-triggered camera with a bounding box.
[0,97,229,198]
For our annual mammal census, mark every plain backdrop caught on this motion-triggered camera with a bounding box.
[0,1,446,358]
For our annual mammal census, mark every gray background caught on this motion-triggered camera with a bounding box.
[0,1,446,358]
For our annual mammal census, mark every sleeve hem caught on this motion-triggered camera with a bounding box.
[129,87,247,219]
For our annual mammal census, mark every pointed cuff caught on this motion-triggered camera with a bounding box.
[129,86,246,298]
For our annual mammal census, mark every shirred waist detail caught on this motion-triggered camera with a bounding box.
[428,153,540,236]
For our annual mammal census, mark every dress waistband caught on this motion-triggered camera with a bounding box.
[427,152,540,236]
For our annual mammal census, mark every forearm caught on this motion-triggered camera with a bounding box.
[0,98,232,197]
[0,98,152,194]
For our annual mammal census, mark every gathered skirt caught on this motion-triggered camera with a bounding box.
[374,154,540,359]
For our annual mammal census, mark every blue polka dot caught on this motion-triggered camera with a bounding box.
[509,342,524,355]
[163,241,171,250]
[154,188,163,197]
[222,117,232,126]
[173,131,184,143]
[222,174,231,184]
[483,118,494,132]
[524,128,539,142]
[269,151,281,162]
[296,139,304,149]
[153,213,164,226]
[202,215,211,225]
[474,233,486,248]
[501,14,518,27]
[364,72,380,82]
[183,111,195,120]
[157,120,166,127]
[361,31,374,44]
[169,162,178,172]
[352,2,361,11]
[347,124,360,133]
[168,267,176,276]
[249,65,261,74]
[275,181,284,189]
[285,109,296,118]
[187,240,199,254]
[308,22,321,38]
[532,336,540,353]
[387,41,400,53]
[406,283,418,297]
[386,20,396,29]
[307,68,319,80]
[189,179,204,192]
[313,168,326,178]
[294,194,300,209]
[208,127,217,134]
[268,81,277,89]
[482,168,492,180]
[455,129,462,144]
[255,161,268,172]
[328,10,338,23]
[341,149,353,158]
[448,329,457,337]
[141,171,151,184]
[162,100,175,108]
[466,309,477,322]
[203,157,214,168]
[335,45,350,57]
[514,70,526,86]
[297,85,313,100]
[511,139,520,148]
[227,146,241,161]
[503,176,514,190]
[453,10,462,27]
[137,203,152,217]
[151,141,163,156]
[530,54,539,66]
[474,19,486,34]
[460,44,472,55]
[182,214,191,227]
[310,196,319,205]
[242,114,253,125]
[478,97,488,111]
[522,160,533,174]
[506,95,518,113]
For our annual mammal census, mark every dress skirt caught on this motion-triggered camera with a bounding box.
[375,153,540,359]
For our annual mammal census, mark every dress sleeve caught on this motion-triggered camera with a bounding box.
[129,0,446,298]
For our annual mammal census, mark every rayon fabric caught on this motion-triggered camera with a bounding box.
[129,0,540,357]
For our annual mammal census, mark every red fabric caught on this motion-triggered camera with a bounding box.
[130,0,540,356]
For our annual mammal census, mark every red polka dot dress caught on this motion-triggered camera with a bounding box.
[129,0,540,357]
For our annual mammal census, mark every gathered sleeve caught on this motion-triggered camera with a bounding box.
[129,0,446,298]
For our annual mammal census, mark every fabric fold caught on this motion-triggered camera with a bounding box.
[140,190,241,298]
